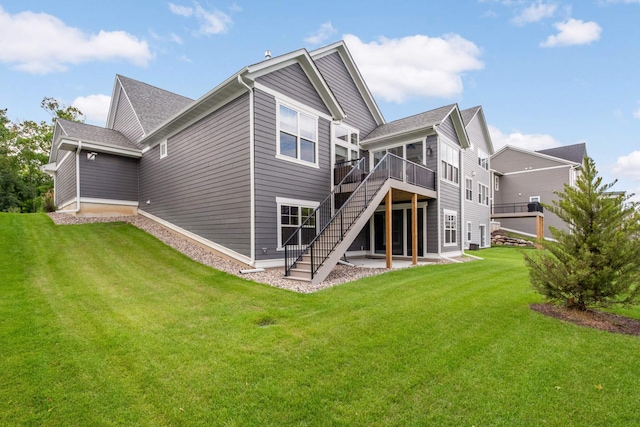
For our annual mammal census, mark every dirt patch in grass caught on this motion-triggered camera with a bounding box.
[531,303,640,336]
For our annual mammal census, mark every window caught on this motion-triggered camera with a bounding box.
[478,183,489,206]
[529,196,540,203]
[440,143,459,184]
[278,104,317,165]
[465,178,473,201]
[467,221,472,242]
[277,198,318,249]
[478,148,489,170]
[333,124,359,165]
[494,175,499,191]
[159,140,167,159]
[406,141,424,165]
[444,210,457,245]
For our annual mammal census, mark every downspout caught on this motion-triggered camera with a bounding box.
[57,141,82,214]
[460,142,466,256]
[238,75,256,266]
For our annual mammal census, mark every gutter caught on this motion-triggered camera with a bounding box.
[237,75,256,266]
[56,141,82,214]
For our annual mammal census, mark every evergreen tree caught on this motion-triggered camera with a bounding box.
[524,156,640,311]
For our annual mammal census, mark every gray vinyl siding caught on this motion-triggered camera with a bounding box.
[256,63,330,115]
[254,89,331,261]
[79,151,138,201]
[55,150,76,207]
[492,148,566,173]
[425,135,439,254]
[314,52,378,136]
[496,167,571,237]
[439,115,459,145]
[463,115,491,248]
[440,180,461,253]
[112,86,145,145]
[498,217,537,236]
[139,93,251,257]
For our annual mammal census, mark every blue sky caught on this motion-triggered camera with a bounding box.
[2,0,640,199]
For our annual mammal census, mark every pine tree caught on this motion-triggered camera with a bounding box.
[524,156,640,311]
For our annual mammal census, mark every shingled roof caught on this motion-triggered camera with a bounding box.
[57,119,138,150]
[461,106,481,126]
[362,104,456,142]
[536,143,586,164]
[117,75,194,135]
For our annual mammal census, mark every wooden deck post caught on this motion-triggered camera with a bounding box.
[386,188,392,269]
[412,193,418,265]
[536,215,544,249]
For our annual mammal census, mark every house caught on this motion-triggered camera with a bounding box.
[44,40,495,284]
[461,106,494,249]
[490,142,586,239]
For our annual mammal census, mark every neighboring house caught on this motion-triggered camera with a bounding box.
[44,40,494,284]
[490,143,586,239]
[461,106,494,249]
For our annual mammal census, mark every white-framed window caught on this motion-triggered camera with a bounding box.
[333,124,360,165]
[440,142,459,184]
[444,209,457,246]
[277,103,318,167]
[478,183,489,206]
[160,140,168,159]
[276,197,319,249]
[530,196,540,203]
[494,175,499,191]
[478,148,489,170]
[465,177,473,201]
[467,221,472,242]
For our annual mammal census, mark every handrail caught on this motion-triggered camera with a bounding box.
[492,201,543,214]
[284,153,436,279]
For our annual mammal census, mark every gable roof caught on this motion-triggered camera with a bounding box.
[536,143,586,164]
[361,104,470,149]
[108,75,194,136]
[461,105,495,154]
[492,144,581,167]
[310,41,385,126]
[52,119,141,159]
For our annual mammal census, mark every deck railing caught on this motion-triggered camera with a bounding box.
[492,201,543,214]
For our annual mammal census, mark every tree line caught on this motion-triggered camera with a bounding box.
[0,98,83,212]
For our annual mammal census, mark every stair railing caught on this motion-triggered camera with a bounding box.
[284,153,436,279]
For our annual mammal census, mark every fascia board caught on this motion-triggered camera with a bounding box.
[493,144,580,166]
[58,138,142,158]
[105,77,122,129]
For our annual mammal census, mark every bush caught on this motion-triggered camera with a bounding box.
[41,189,57,213]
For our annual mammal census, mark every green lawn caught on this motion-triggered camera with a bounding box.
[2,213,640,426]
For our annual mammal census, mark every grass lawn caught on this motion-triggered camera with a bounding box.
[2,213,640,426]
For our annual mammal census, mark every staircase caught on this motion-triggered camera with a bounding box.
[284,153,435,284]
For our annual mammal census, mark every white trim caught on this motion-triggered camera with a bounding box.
[465,176,473,201]
[254,83,333,121]
[478,182,490,206]
[80,198,139,206]
[276,101,320,168]
[501,164,572,176]
[372,202,428,257]
[440,139,460,186]
[466,221,472,242]
[138,210,253,265]
[529,196,540,203]
[479,223,487,248]
[115,76,146,137]
[142,146,152,154]
[58,139,142,158]
[275,197,320,250]
[253,258,285,269]
[500,226,557,242]
[56,151,73,170]
[494,175,499,191]
[443,209,458,247]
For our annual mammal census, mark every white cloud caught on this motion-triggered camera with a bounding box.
[613,151,640,180]
[489,125,561,151]
[343,34,483,102]
[168,3,193,17]
[72,94,111,124]
[633,102,640,119]
[540,18,602,47]
[512,1,557,24]
[169,33,183,44]
[0,6,153,74]
[304,22,338,45]
[169,2,232,35]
